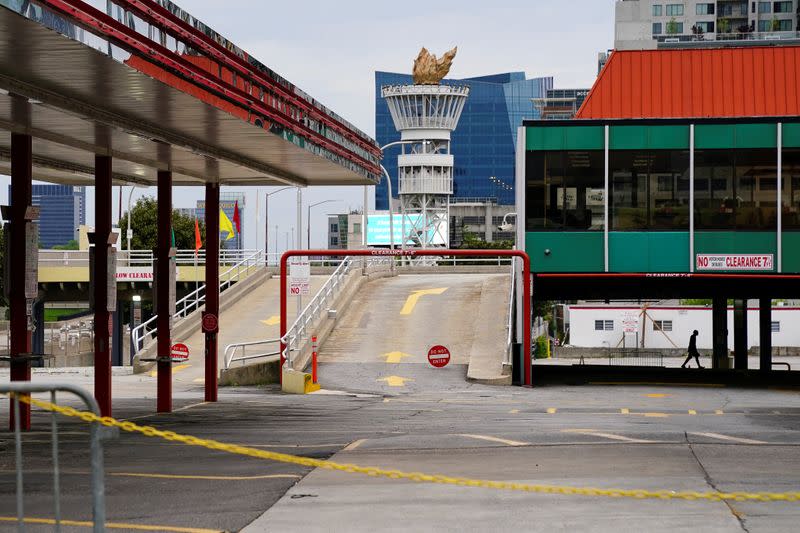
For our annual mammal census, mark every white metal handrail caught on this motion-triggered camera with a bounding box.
[224,257,359,370]
[132,250,264,355]
[280,257,355,367]
[38,249,267,267]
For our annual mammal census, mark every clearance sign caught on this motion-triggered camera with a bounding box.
[696,254,774,272]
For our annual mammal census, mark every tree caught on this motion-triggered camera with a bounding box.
[771,16,781,32]
[119,197,206,251]
[666,17,679,35]
[52,239,79,250]
[718,17,730,34]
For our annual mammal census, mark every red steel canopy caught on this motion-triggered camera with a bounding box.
[0,0,381,186]
[577,46,800,120]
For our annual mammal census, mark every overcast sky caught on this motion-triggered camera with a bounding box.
[1,0,615,252]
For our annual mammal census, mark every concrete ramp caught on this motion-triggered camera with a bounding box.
[319,273,510,393]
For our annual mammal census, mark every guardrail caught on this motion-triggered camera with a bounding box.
[132,250,263,355]
[2,383,111,533]
[224,257,357,369]
[38,248,268,267]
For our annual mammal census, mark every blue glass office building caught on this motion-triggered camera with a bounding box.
[8,184,86,248]
[375,71,553,210]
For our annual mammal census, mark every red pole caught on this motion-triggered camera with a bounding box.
[312,335,318,384]
[9,133,32,430]
[279,256,288,383]
[156,170,172,412]
[204,183,219,402]
[94,155,113,416]
[278,249,533,386]
[522,255,532,387]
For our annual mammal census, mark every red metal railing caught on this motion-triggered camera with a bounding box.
[36,0,381,176]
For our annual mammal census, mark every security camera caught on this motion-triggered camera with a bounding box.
[498,223,515,231]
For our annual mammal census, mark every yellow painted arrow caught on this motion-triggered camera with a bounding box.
[261,315,280,326]
[377,376,414,387]
[383,351,413,363]
[400,288,448,315]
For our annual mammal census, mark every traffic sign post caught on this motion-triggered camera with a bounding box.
[170,343,190,363]
[427,345,451,368]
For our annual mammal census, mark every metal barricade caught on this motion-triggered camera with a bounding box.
[608,350,664,367]
[2,383,110,532]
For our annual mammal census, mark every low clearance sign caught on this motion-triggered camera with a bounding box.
[696,254,774,272]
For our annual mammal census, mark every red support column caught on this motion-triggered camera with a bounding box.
[94,155,113,417]
[204,183,219,402]
[156,170,173,412]
[9,133,32,430]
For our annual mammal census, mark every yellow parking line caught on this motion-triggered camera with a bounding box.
[343,439,367,451]
[643,412,670,418]
[148,364,191,378]
[620,408,630,415]
[688,410,697,415]
[715,410,724,415]
[509,409,520,414]
[0,517,220,533]
[547,408,557,414]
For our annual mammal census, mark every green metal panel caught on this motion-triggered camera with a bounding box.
[526,126,604,151]
[610,125,689,150]
[648,125,690,149]
[525,232,604,272]
[695,123,777,149]
[782,232,800,273]
[734,123,777,148]
[782,123,800,148]
[564,126,605,150]
[609,126,647,150]
[695,124,735,149]
[526,127,565,151]
[609,232,690,272]
[694,232,778,272]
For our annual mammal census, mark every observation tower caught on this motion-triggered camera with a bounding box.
[381,47,469,250]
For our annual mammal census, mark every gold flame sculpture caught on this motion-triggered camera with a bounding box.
[412,47,458,85]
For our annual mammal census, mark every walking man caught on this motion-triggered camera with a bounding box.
[681,329,704,369]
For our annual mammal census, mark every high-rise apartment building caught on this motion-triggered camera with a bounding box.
[8,184,86,248]
[616,1,800,49]
[375,71,552,210]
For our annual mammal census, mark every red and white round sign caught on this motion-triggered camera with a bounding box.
[202,313,218,333]
[427,345,451,368]
[171,343,190,362]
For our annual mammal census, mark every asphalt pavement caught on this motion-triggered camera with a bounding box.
[1,273,799,532]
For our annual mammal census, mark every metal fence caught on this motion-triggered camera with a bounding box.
[608,350,664,367]
[2,383,110,532]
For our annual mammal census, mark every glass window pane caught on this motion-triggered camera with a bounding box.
[781,149,800,229]
[695,149,776,230]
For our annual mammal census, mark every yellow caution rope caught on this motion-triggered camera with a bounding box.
[9,393,800,503]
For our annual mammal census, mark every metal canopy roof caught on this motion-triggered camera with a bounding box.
[577,46,800,120]
[0,4,379,187]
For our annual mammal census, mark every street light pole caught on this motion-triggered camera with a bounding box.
[264,186,293,265]
[307,200,340,249]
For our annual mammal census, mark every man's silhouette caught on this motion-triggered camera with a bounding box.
[681,329,704,369]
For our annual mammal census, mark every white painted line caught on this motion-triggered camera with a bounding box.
[458,434,530,447]
[691,432,768,445]
[562,429,654,443]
